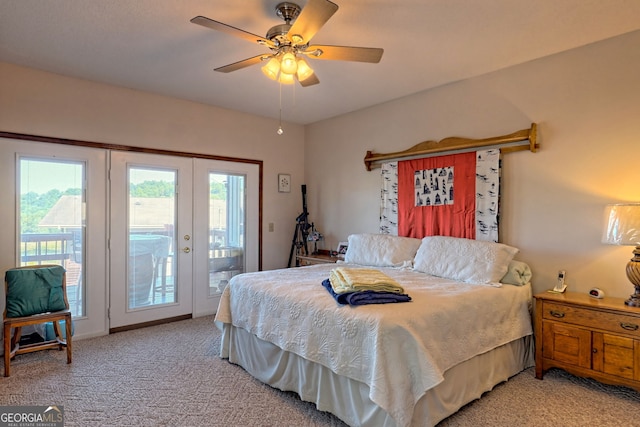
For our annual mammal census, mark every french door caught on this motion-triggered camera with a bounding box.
[193,158,260,315]
[109,153,260,327]
[109,152,193,328]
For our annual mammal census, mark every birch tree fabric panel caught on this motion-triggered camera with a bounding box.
[396,149,500,242]
[474,149,501,242]
[379,161,398,235]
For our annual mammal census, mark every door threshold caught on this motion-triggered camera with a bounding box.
[109,314,192,334]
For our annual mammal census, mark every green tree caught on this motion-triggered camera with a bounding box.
[210,181,226,200]
[130,180,174,197]
[20,188,80,233]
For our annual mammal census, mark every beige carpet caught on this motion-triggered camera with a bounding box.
[1,316,638,427]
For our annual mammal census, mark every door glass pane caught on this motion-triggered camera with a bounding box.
[128,167,176,309]
[19,158,85,317]
[209,173,245,295]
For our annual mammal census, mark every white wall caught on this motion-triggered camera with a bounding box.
[305,30,640,299]
[3,29,640,300]
[0,61,305,271]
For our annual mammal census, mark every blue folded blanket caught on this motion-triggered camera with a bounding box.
[321,279,411,306]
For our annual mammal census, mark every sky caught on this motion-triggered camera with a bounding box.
[20,159,83,194]
[20,158,237,194]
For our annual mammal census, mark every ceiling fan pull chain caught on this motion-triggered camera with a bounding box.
[292,77,297,108]
[278,80,284,135]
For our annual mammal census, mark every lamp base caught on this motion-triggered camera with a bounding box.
[625,285,640,307]
[624,247,640,307]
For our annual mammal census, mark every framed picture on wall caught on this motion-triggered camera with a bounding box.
[278,174,291,193]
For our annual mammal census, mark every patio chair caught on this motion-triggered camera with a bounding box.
[3,265,72,377]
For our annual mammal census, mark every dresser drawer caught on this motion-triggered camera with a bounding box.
[542,301,640,338]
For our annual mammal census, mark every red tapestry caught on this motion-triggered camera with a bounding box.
[398,152,476,239]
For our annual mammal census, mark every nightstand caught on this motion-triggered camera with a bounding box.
[534,291,640,392]
[296,250,339,266]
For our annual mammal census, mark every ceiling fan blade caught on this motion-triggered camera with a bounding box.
[305,45,384,63]
[299,74,320,87]
[287,0,338,45]
[191,16,274,48]
[214,54,269,73]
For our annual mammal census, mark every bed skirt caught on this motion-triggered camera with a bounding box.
[220,324,534,427]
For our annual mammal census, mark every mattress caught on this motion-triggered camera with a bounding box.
[215,263,534,426]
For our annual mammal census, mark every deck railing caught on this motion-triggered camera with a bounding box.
[20,233,74,264]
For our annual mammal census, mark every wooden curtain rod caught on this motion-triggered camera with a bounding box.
[364,123,538,171]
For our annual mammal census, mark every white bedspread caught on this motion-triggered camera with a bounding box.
[215,263,532,427]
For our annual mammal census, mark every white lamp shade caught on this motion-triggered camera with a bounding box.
[278,72,295,85]
[261,57,280,80]
[296,58,314,82]
[602,203,640,245]
[280,52,298,75]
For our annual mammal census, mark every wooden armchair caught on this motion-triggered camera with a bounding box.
[3,265,72,377]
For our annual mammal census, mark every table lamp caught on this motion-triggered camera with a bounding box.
[602,203,640,306]
[307,223,323,255]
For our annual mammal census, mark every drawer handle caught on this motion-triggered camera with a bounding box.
[620,322,639,331]
[549,310,565,318]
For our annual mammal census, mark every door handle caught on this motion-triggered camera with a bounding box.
[182,247,191,253]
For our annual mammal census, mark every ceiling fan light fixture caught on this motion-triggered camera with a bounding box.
[280,51,298,75]
[193,0,382,88]
[261,57,280,80]
[296,57,314,82]
[278,72,296,85]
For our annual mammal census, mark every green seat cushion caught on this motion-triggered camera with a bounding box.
[44,319,74,340]
[5,266,66,318]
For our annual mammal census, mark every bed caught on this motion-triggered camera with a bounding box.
[214,234,534,427]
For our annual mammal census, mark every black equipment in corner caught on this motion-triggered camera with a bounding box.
[288,185,313,267]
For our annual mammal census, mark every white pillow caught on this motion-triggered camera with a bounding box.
[344,233,422,267]
[500,260,533,286]
[413,236,519,284]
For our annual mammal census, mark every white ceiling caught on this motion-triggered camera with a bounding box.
[1,0,640,125]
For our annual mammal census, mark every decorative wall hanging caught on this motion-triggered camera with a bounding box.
[380,149,501,242]
[376,124,538,242]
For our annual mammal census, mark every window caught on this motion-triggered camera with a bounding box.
[19,158,85,316]
[208,173,245,295]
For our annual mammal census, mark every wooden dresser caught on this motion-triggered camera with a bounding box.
[534,291,640,392]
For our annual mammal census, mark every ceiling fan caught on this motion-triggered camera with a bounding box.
[190,0,384,87]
